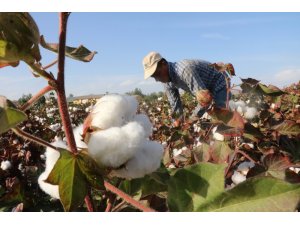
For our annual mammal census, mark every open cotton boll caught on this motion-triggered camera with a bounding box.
[231,171,246,185]
[73,124,88,149]
[112,140,163,179]
[88,122,145,168]
[229,100,237,111]
[235,100,246,109]
[212,126,224,141]
[91,94,130,129]
[133,114,153,138]
[123,95,138,121]
[38,140,67,199]
[244,107,257,120]
[90,94,138,129]
[1,160,12,171]
[237,161,255,176]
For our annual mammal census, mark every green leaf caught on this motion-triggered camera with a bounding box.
[210,141,232,163]
[243,122,264,142]
[46,149,88,211]
[76,150,105,190]
[120,166,169,199]
[209,108,244,131]
[263,153,291,180]
[272,120,300,136]
[0,13,41,64]
[192,143,211,162]
[197,177,300,212]
[0,177,24,210]
[256,83,286,96]
[0,96,27,134]
[241,78,260,85]
[167,163,226,211]
[279,136,300,162]
[40,35,97,62]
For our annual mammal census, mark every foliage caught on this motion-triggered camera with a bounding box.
[0,13,300,212]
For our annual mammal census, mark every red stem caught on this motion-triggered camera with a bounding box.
[42,59,58,70]
[20,85,53,111]
[55,13,94,212]
[84,195,94,212]
[12,127,59,151]
[104,181,156,212]
[55,12,77,154]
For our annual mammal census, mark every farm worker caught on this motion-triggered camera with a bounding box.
[142,51,230,127]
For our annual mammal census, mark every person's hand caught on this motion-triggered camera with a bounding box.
[196,89,212,107]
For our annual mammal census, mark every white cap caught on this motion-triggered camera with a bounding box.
[142,51,162,79]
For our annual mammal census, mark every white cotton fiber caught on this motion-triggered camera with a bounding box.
[38,140,67,199]
[244,107,257,120]
[229,100,237,111]
[237,161,255,176]
[91,95,128,129]
[73,124,88,149]
[212,126,224,141]
[1,160,12,171]
[87,122,145,168]
[133,114,153,138]
[235,100,246,110]
[123,95,138,120]
[112,140,163,179]
[231,171,246,185]
[90,94,138,130]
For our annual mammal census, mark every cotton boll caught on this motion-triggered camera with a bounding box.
[212,126,224,141]
[236,106,244,115]
[38,140,67,199]
[172,148,182,157]
[244,107,257,120]
[161,141,167,148]
[123,95,138,121]
[112,140,163,179]
[88,122,144,168]
[90,94,138,129]
[235,100,246,110]
[1,160,12,171]
[121,121,145,153]
[231,171,246,185]
[73,124,88,149]
[237,161,255,176]
[229,100,237,111]
[133,114,153,138]
[91,94,130,129]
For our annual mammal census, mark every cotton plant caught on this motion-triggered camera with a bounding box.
[80,94,163,179]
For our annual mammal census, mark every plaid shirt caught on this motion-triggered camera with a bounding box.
[164,60,227,117]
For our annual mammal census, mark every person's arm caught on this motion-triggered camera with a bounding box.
[164,82,183,120]
[182,65,212,118]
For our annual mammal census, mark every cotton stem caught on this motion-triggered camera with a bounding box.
[11,127,59,151]
[20,85,53,111]
[55,12,77,154]
[104,181,156,212]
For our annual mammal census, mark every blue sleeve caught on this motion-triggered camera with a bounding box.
[164,82,183,118]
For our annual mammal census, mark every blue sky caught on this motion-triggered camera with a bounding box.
[1,12,300,100]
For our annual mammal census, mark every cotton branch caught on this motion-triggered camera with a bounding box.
[55,12,78,154]
[20,85,53,111]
